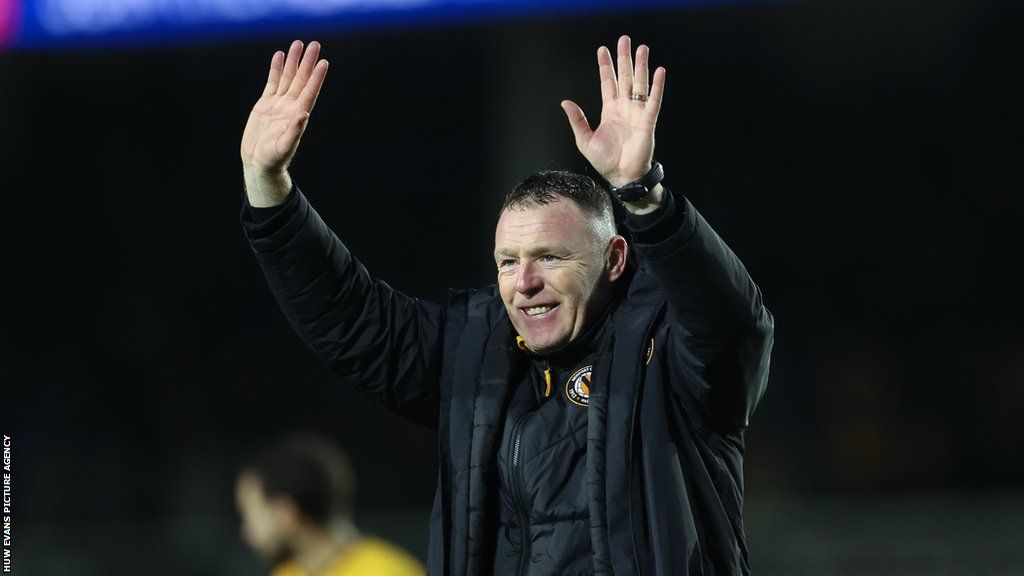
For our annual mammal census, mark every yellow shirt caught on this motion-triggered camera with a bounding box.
[271,537,424,576]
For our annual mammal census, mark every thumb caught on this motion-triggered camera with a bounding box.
[561,100,593,151]
[275,112,310,166]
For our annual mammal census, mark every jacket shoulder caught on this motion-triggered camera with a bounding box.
[445,284,505,321]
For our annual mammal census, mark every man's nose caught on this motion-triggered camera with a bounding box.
[516,261,544,295]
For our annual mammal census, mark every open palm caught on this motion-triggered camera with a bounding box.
[241,40,328,175]
[561,36,666,188]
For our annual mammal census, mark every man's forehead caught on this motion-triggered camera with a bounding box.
[495,199,591,240]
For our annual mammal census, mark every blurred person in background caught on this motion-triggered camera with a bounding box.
[239,36,773,575]
[236,433,425,576]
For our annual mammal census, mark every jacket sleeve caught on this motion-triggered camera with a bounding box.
[628,188,774,430]
[241,186,443,428]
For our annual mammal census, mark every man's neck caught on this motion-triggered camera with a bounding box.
[289,520,359,575]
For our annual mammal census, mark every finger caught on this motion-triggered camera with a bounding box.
[616,35,634,99]
[645,67,667,124]
[634,44,650,97]
[276,40,303,96]
[262,51,285,97]
[561,100,594,150]
[298,59,329,112]
[288,41,321,99]
[597,46,617,103]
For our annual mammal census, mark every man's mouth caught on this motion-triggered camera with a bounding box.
[520,303,559,317]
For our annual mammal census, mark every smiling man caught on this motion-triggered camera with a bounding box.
[240,36,774,575]
[495,172,625,354]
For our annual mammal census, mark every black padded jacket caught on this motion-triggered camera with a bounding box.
[241,185,774,576]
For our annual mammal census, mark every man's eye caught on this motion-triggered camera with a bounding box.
[540,255,558,262]
[498,259,517,270]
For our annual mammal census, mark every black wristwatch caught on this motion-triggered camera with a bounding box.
[608,162,664,203]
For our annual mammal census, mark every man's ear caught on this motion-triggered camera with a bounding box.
[606,235,629,282]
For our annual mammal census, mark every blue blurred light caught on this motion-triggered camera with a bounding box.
[1,0,760,49]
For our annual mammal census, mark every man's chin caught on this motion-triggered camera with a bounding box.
[259,544,293,568]
[508,314,572,353]
[522,333,571,355]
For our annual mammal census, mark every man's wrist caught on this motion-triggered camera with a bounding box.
[606,161,664,208]
[620,183,664,215]
[606,164,652,189]
[244,167,293,208]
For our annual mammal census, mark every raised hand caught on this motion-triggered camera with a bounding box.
[241,40,329,207]
[561,35,666,191]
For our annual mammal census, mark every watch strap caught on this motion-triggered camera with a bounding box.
[609,162,664,203]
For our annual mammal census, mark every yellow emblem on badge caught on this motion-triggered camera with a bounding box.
[565,365,593,407]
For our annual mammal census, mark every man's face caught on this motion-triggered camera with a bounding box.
[494,199,624,354]
[235,472,294,566]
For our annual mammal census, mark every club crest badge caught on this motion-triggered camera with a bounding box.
[565,365,593,407]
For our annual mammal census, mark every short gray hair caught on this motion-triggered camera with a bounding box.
[502,170,617,247]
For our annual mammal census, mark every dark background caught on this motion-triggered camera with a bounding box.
[3,0,1023,574]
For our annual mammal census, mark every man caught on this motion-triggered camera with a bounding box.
[236,433,425,576]
[239,36,773,575]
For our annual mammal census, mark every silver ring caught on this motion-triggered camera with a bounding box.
[629,93,649,102]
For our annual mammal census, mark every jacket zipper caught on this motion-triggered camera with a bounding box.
[627,335,656,576]
[542,361,552,398]
[510,413,531,576]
